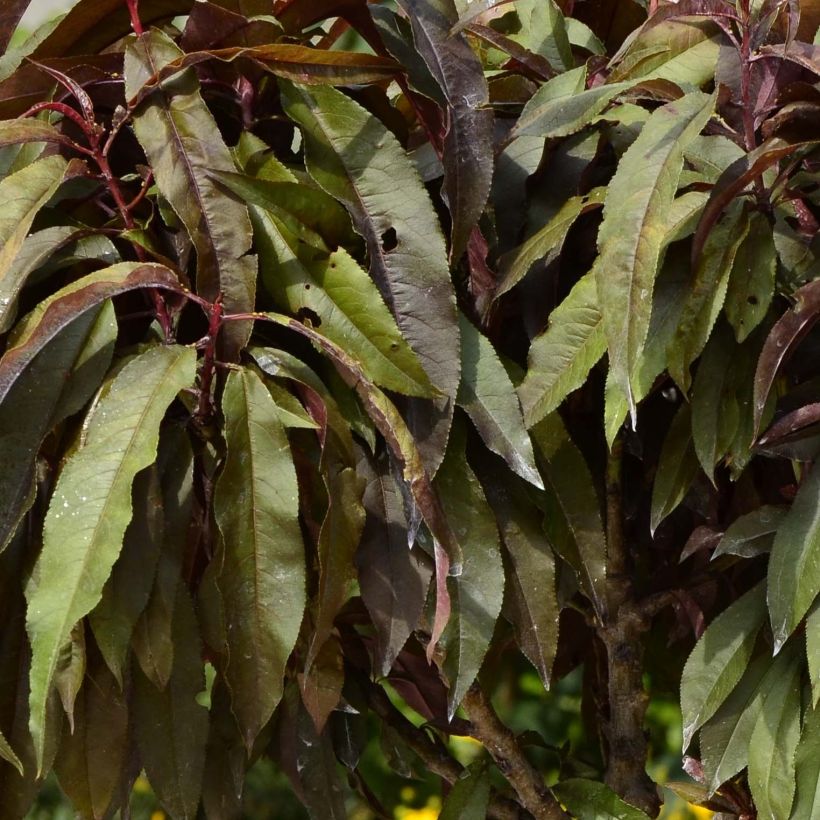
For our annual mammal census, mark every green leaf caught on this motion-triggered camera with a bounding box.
[356,453,432,677]
[440,762,491,820]
[553,778,651,819]
[792,702,820,819]
[279,81,459,473]
[700,647,796,794]
[252,208,434,398]
[713,506,786,560]
[0,728,22,778]
[808,599,820,707]
[748,649,801,820]
[512,66,629,139]
[668,202,749,391]
[691,323,741,482]
[0,155,69,332]
[214,367,305,748]
[0,300,116,552]
[134,585,208,820]
[394,0,494,261]
[0,118,66,149]
[125,29,256,358]
[531,413,607,617]
[53,652,129,820]
[510,0,572,71]
[768,460,820,650]
[724,212,777,343]
[518,272,606,428]
[680,583,767,750]
[482,470,559,689]
[436,424,504,716]
[0,263,181,407]
[457,312,542,487]
[26,344,196,770]
[54,624,85,734]
[597,91,715,417]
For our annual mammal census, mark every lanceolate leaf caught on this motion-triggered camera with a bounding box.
[251,207,434,397]
[552,778,651,819]
[767,460,820,651]
[394,0,494,261]
[596,91,715,418]
[457,312,542,487]
[712,506,785,560]
[134,586,208,820]
[0,118,66,149]
[0,155,69,332]
[747,651,801,820]
[214,367,305,749]
[439,762,491,820]
[0,263,181,406]
[279,81,459,474]
[436,426,504,717]
[792,703,820,819]
[680,583,767,750]
[518,272,606,428]
[530,413,607,617]
[26,344,196,770]
[356,453,432,677]
[0,301,116,552]
[809,600,820,707]
[0,728,22,778]
[125,30,256,358]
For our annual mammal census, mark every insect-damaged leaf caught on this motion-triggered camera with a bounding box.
[0,300,116,553]
[747,651,802,820]
[125,29,256,359]
[214,367,305,749]
[435,424,504,717]
[134,585,208,820]
[767,460,820,651]
[457,312,542,487]
[280,81,459,474]
[680,583,766,750]
[596,91,714,418]
[26,344,195,770]
[53,651,129,820]
[394,0,494,262]
[518,272,606,428]
[356,453,432,677]
[0,263,181,407]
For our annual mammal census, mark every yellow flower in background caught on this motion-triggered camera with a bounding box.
[395,795,441,820]
[150,812,165,820]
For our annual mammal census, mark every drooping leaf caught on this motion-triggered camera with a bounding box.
[88,467,163,686]
[753,279,820,436]
[518,272,606,428]
[712,506,786,560]
[125,29,256,358]
[668,202,749,391]
[700,646,797,795]
[251,207,434,398]
[0,300,116,552]
[531,413,607,617]
[53,651,129,820]
[436,424,504,717]
[724,212,777,343]
[457,312,541,487]
[0,155,70,333]
[482,468,559,690]
[552,778,651,819]
[0,263,181,406]
[747,650,802,820]
[300,636,345,734]
[767,460,820,651]
[280,81,460,474]
[26,344,195,770]
[0,726,22,778]
[134,585,208,820]
[214,367,305,748]
[596,91,715,418]
[680,583,767,750]
[53,624,85,734]
[394,0,494,261]
[439,762,491,820]
[792,702,820,819]
[356,453,432,677]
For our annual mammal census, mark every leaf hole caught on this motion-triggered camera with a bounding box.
[381,227,398,253]
[297,307,322,327]
[747,295,758,305]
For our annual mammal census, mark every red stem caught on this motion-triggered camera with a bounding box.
[125,0,144,35]
[196,297,224,422]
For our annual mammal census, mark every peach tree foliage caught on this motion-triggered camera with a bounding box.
[0,0,818,816]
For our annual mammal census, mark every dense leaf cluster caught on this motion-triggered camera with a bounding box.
[0,0,819,817]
